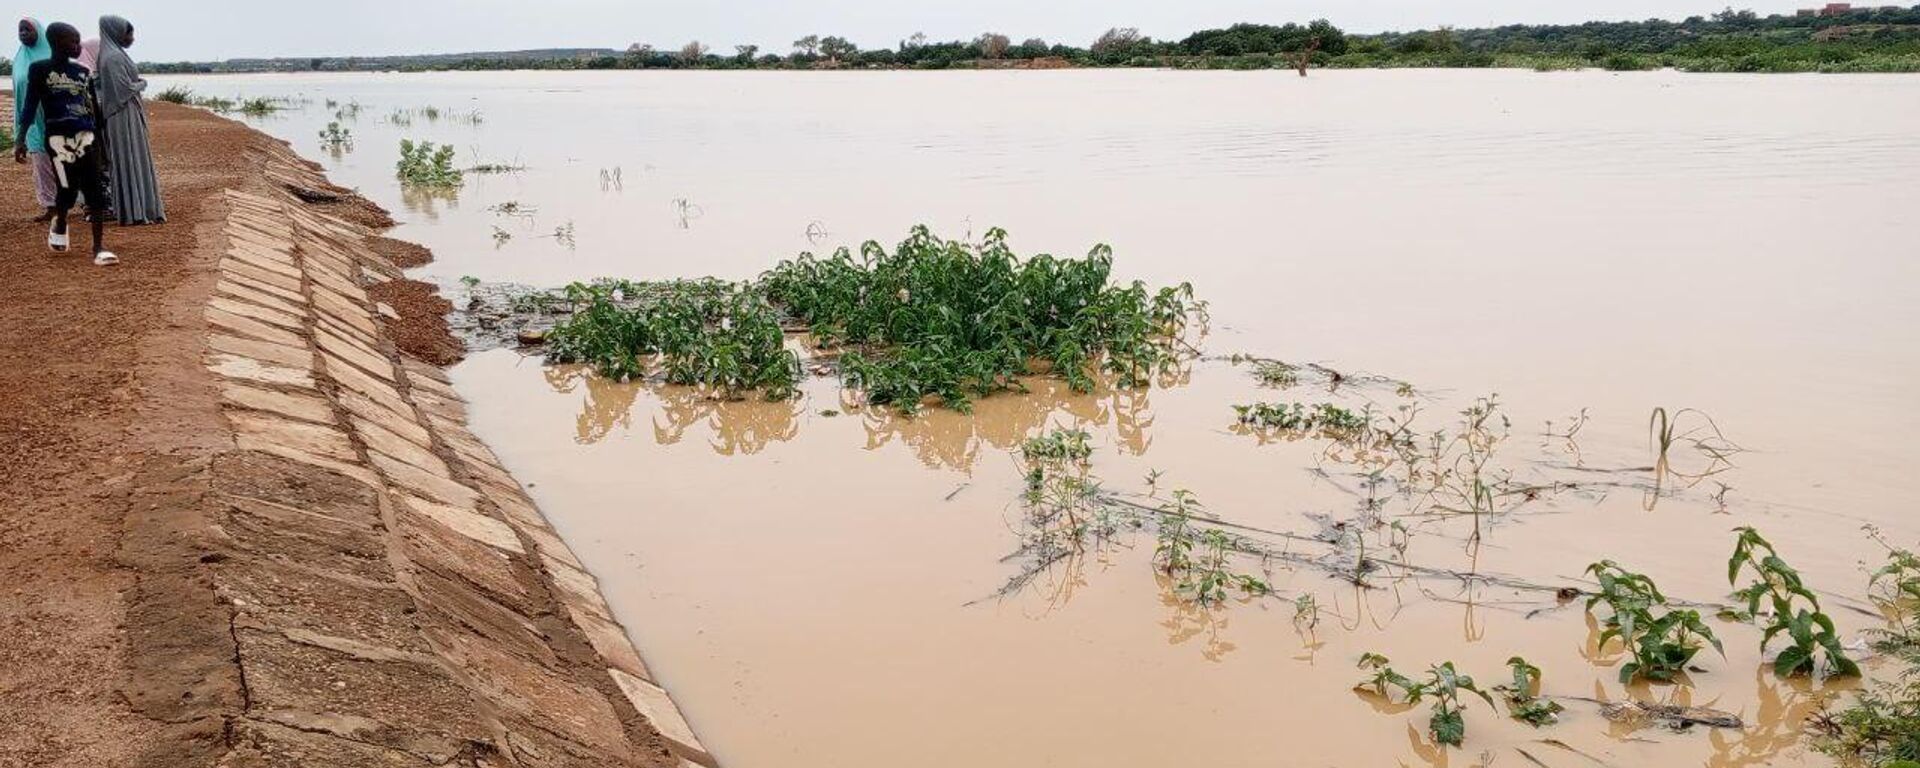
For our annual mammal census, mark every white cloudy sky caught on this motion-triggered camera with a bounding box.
[22,1,1810,61]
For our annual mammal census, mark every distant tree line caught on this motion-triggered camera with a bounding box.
[125,6,1920,76]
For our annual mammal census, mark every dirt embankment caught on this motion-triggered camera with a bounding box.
[0,99,708,767]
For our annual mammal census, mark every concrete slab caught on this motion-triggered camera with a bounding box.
[223,383,335,424]
[218,278,306,317]
[335,388,431,448]
[371,453,479,509]
[210,296,305,332]
[208,353,315,389]
[567,604,650,681]
[207,306,306,349]
[222,269,306,305]
[209,332,311,371]
[229,410,357,463]
[353,418,447,478]
[233,628,491,761]
[610,668,712,766]
[221,257,303,294]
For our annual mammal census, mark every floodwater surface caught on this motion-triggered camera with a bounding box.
[156,69,1920,767]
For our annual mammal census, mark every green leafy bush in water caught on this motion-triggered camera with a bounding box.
[155,85,194,104]
[761,226,1204,414]
[1729,526,1859,678]
[545,279,799,400]
[1356,654,1496,747]
[396,140,463,189]
[1585,560,1722,683]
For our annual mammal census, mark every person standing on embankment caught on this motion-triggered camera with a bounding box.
[94,14,162,225]
[16,21,118,265]
[13,17,57,221]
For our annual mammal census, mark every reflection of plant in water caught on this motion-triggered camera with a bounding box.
[1712,665,1833,768]
[856,375,1154,470]
[545,365,800,454]
[1728,526,1859,678]
[1355,654,1496,748]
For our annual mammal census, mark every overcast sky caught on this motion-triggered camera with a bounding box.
[22,1,1813,62]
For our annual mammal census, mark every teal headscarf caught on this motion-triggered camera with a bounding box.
[12,17,52,153]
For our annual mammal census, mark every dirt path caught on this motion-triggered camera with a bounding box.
[0,100,706,768]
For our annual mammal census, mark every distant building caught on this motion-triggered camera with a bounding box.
[1819,2,1854,15]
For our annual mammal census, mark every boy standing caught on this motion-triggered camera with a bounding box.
[14,22,116,265]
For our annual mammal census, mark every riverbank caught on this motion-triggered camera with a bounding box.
[0,98,711,767]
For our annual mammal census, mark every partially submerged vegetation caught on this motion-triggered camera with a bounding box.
[396,140,464,189]
[537,226,1206,412]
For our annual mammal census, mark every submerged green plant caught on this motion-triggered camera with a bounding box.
[1729,527,1859,678]
[1585,560,1722,682]
[544,279,800,400]
[1497,656,1564,726]
[761,226,1204,414]
[1356,654,1496,747]
[396,140,464,189]
[1232,402,1367,437]
[318,121,353,151]
[155,85,194,104]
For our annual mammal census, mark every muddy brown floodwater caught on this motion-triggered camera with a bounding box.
[157,69,1920,767]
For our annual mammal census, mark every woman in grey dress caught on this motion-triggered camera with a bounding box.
[95,15,164,225]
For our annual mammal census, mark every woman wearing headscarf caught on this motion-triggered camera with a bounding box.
[13,18,57,220]
[78,38,99,71]
[95,15,164,225]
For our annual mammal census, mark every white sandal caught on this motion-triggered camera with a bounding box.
[94,251,120,266]
[48,224,70,253]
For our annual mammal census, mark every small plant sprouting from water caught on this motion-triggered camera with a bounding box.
[1233,402,1367,438]
[396,140,464,189]
[156,85,194,104]
[318,122,354,152]
[1355,654,1496,748]
[1585,560,1722,683]
[1252,359,1300,388]
[1728,526,1860,678]
[1496,656,1564,727]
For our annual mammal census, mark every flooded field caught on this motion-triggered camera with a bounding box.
[155,69,1920,767]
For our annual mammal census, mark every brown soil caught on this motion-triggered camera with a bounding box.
[368,278,464,365]
[1,96,241,767]
[0,98,679,767]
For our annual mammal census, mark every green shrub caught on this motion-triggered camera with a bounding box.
[395,140,464,189]
[1729,527,1859,678]
[0,123,13,154]
[760,226,1203,414]
[545,280,800,400]
[1585,560,1723,682]
[1357,654,1496,747]
[155,85,194,104]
